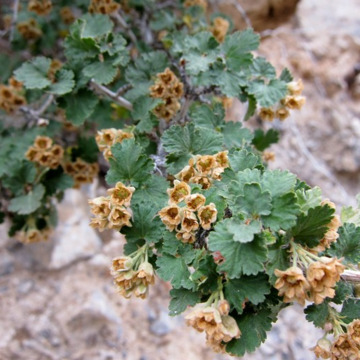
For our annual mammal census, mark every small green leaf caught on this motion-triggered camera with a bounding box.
[190,103,225,129]
[59,89,99,125]
[252,129,279,151]
[341,299,360,324]
[225,274,271,313]
[227,219,262,243]
[261,170,297,198]
[244,95,256,121]
[122,202,164,244]
[341,194,360,226]
[250,57,276,78]
[305,302,330,328]
[222,122,253,148]
[295,186,322,213]
[235,183,272,217]
[327,223,360,265]
[131,96,161,133]
[83,60,118,85]
[169,288,201,316]
[14,57,52,90]
[266,240,290,284]
[9,184,45,215]
[48,69,75,95]
[226,308,273,356]
[332,282,353,304]
[229,149,261,172]
[81,14,113,39]
[106,139,154,186]
[43,170,74,195]
[248,79,287,107]
[279,68,293,82]
[156,254,193,289]
[291,205,334,248]
[223,30,259,71]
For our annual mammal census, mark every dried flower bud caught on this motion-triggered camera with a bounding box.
[287,79,304,96]
[259,107,275,122]
[198,203,217,230]
[331,334,359,360]
[181,209,199,232]
[159,204,182,231]
[185,194,206,211]
[312,338,331,359]
[167,180,191,204]
[107,182,135,207]
[275,107,290,121]
[282,95,306,110]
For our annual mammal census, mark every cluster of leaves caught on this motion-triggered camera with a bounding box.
[1,0,360,357]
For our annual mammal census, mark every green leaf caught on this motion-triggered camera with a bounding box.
[48,69,75,95]
[190,103,225,129]
[216,70,246,97]
[122,202,163,243]
[223,30,260,71]
[262,193,300,231]
[332,282,353,304]
[341,299,360,324]
[43,170,74,195]
[250,57,276,78]
[14,57,52,90]
[252,129,279,151]
[80,14,113,39]
[327,223,360,265]
[248,79,287,107]
[279,68,293,82]
[291,205,335,248]
[169,288,201,316]
[266,240,290,284]
[227,219,262,243]
[190,254,218,292]
[244,96,257,121]
[235,183,272,217]
[132,175,168,209]
[59,89,99,125]
[226,308,273,356]
[156,254,193,289]
[106,139,154,186]
[261,170,297,198]
[304,302,330,328]
[73,136,99,163]
[225,274,271,314]
[209,220,267,278]
[295,186,322,213]
[229,149,261,172]
[83,60,118,85]
[341,194,360,226]
[222,122,253,148]
[131,96,161,133]
[8,184,45,215]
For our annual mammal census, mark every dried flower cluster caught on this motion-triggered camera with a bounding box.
[88,0,120,14]
[185,300,241,353]
[159,180,217,243]
[95,128,134,160]
[0,77,26,113]
[17,19,42,40]
[313,320,360,359]
[16,226,52,244]
[63,158,99,188]
[89,182,134,231]
[175,151,229,189]
[259,79,306,122]
[26,136,64,169]
[184,0,207,10]
[149,68,184,121]
[60,7,76,25]
[211,17,230,43]
[274,256,345,306]
[111,251,155,299]
[28,0,52,16]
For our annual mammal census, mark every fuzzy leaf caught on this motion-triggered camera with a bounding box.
[341,299,360,324]
[295,186,322,213]
[248,79,287,107]
[190,103,225,129]
[59,89,99,125]
[48,69,75,95]
[169,288,201,316]
[225,274,271,314]
[9,184,45,215]
[83,60,118,85]
[227,219,262,243]
[279,68,293,82]
[229,149,261,172]
[291,205,335,248]
[235,183,272,217]
[80,14,113,39]
[327,223,360,265]
[209,220,267,278]
[131,96,161,133]
[226,308,273,356]
[122,202,163,244]
[305,302,330,328]
[222,122,253,148]
[252,129,279,151]
[106,139,154,186]
[156,254,193,289]
[14,57,52,89]
[261,170,297,198]
[250,57,276,78]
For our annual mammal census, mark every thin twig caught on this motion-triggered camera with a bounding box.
[9,0,20,42]
[115,83,132,96]
[112,12,137,45]
[341,270,360,284]
[90,80,133,111]
[19,94,54,127]
[225,0,252,28]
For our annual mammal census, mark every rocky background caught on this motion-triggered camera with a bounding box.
[1,0,360,359]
